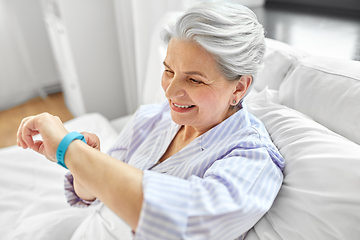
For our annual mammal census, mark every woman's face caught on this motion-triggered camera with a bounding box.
[161,38,240,134]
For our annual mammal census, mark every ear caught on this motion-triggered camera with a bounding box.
[231,75,252,105]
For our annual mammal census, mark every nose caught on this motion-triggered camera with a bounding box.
[162,74,186,99]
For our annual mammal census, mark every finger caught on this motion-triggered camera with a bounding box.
[32,140,53,162]
[17,117,31,148]
[81,132,90,143]
[17,117,39,147]
[32,140,43,154]
[17,117,27,147]
[21,117,39,150]
[89,134,100,150]
[81,132,100,150]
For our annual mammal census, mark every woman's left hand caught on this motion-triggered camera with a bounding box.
[17,112,69,162]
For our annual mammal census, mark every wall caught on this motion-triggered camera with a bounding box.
[0,0,59,111]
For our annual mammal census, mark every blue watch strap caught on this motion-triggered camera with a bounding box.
[56,132,87,169]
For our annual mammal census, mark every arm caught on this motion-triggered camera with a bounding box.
[66,140,144,230]
[71,132,99,202]
[73,172,96,201]
[17,113,143,230]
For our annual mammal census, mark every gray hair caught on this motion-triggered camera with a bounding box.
[162,0,266,98]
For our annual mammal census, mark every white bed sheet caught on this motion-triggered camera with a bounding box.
[0,113,119,239]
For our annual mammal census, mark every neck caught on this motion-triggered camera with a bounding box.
[179,103,242,142]
[180,125,202,143]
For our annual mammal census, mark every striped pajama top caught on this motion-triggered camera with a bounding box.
[65,101,285,240]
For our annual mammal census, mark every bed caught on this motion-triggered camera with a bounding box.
[1,22,360,239]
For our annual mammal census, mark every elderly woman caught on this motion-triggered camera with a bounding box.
[17,1,284,239]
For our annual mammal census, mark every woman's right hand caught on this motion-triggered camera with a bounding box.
[81,132,101,151]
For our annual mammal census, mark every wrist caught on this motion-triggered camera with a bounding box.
[56,132,87,169]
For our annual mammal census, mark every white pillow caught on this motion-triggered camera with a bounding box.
[279,56,360,145]
[245,88,360,240]
[254,38,309,92]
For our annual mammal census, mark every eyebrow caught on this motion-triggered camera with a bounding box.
[163,61,207,79]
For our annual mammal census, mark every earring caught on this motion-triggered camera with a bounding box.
[233,100,237,104]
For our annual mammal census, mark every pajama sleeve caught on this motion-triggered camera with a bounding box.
[64,172,101,207]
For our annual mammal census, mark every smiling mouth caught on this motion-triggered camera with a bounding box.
[173,103,195,109]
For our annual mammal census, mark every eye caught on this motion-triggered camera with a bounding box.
[165,69,174,76]
[189,78,203,84]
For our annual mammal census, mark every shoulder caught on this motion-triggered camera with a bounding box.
[225,105,285,171]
